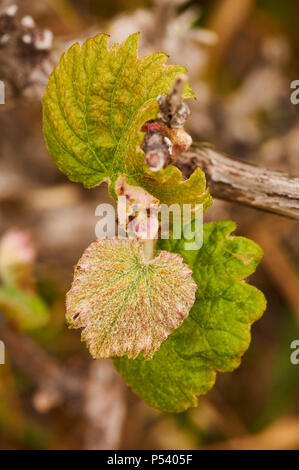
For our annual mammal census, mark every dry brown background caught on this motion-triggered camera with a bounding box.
[0,0,298,450]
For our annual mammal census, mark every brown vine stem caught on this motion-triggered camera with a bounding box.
[1,10,299,220]
[176,143,299,220]
[84,360,126,450]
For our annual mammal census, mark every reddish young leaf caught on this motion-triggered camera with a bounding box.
[66,239,197,359]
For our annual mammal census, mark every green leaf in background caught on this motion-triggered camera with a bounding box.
[114,221,266,412]
[0,284,49,332]
[0,230,49,331]
[66,239,197,359]
[43,33,211,210]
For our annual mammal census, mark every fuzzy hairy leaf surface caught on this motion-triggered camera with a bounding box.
[43,33,212,210]
[66,239,197,359]
[114,221,266,412]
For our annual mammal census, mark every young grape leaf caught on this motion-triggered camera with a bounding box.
[114,221,267,412]
[66,238,197,359]
[43,33,212,210]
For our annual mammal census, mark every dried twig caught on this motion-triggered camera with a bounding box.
[84,360,126,450]
[1,318,127,449]
[176,144,299,219]
[248,219,299,321]
[0,318,83,412]
[0,4,54,102]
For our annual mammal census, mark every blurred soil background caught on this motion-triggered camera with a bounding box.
[0,0,298,450]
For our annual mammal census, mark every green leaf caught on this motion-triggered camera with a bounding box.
[114,221,266,412]
[66,238,197,359]
[0,284,49,332]
[43,33,211,210]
